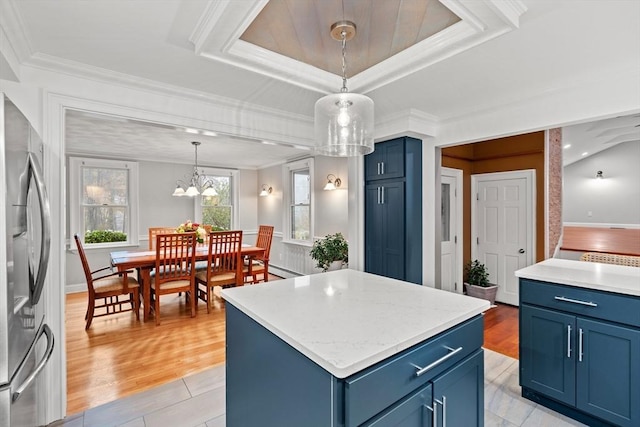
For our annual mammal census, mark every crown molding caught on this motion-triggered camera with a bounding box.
[0,0,33,63]
[191,0,528,95]
[375,108,440,141]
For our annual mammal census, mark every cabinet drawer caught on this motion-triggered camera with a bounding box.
[344,315,483,426]
[520,279,640,327]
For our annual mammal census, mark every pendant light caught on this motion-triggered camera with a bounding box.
[172,141,218,197]
[314,20,374,156]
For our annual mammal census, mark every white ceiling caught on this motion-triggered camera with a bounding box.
[2,0,639,167]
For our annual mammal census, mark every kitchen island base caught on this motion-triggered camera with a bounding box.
[226,304,485,426]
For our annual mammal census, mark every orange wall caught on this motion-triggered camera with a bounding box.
[442,131,546,269]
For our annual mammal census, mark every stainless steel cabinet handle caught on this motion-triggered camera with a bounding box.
[554,296,598,307]
[412,346,463,377]
[381,162,385,174]
[12,323,55,402]
[381,186,385,204]
[28,152,52,305]
[434,398,444,427]
[578,328,584,362]
[377,162,381,175]
[442,396,447,427]
[567,324,572,358]
[377,187,381,204]
[423,404,434,427]
[433,399,439,427]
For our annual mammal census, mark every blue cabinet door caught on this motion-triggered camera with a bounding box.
[576,318,640,427]
[365,181,405,281]
[365,138,405,181]
[432,350,484,427]
[520,305,576,405]
[363,383,433,427]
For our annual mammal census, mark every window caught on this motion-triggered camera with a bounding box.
[195,168,238,230]
[69,157,139,247]
[283,158,314,244]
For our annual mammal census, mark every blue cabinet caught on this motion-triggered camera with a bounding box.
[520,279,640,427]
[364,137,422,284]
[226,304,484,426]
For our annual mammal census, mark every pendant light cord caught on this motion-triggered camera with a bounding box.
[341,31,348,92]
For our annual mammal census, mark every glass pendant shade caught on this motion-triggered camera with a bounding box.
[315,92,374,156]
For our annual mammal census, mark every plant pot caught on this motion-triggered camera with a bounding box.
[326,260,344,271]
[464,283,498,305]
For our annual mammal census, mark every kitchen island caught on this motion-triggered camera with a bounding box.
[516,258,640,427]
[221,269,489,426]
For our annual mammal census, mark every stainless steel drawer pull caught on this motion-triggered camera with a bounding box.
[554,296,598,307]
[567,324,572,358]
[412,346,463,377]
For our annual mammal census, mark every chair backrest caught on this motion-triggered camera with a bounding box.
[74,234,94,291]
[255,225,274,261]
[580,252,640,267]
[206,230,243,284]
[148,227,176,250]
[154,232,197,285]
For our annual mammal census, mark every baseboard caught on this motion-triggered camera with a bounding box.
[66,283,86,294]
[269,265,303,279]
[564,222,640,229]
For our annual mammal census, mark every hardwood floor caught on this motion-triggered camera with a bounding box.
[483,303,519,359]
[66,280,520,416]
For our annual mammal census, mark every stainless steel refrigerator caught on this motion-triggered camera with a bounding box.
[0,93,54,426]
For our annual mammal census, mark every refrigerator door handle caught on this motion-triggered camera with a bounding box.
[12,324,54,403]
[27,152,51,305]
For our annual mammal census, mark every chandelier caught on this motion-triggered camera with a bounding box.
[314,20,374,156]
[172,141,218,197]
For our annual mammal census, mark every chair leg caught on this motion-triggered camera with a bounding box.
[154,288,161,326]
[133,289,140,321]
[85,299,95,330]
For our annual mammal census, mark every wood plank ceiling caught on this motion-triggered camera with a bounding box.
[240,0,460,77]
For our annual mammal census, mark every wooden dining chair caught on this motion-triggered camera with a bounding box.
[243,225,274,284]
[150,232,197,325]
[195,230,243,313]
[74,234,140,330]
[148,227,176,250]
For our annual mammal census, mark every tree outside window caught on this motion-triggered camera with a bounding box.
[201,175,232,230]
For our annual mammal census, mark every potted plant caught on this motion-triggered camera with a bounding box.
[310,233,349,272]
[464,260,498,305]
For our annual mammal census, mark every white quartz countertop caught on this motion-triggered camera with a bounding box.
[516,258,640,296]
[221,269,489,378]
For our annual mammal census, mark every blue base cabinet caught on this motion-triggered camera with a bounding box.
[520,279,640,427]
[226,304,484,426]
[364,137,422,284]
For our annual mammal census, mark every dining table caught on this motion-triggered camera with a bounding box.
[110,244,265,321]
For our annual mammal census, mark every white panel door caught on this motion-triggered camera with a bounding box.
[441,168,462,294]
[472,171,535,305]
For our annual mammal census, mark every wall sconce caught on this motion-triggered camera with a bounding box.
[323,174,342,191]
[259,184,273,197]
[596,170,604,179]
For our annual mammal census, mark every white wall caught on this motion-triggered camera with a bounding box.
[257,156,348,276]
[563,141,640,226]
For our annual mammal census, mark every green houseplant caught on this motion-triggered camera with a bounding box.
[464,260,498,305]
[310,233,349,272]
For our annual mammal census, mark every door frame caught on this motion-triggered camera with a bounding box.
[441,167,463,293]
[470,170,536,291]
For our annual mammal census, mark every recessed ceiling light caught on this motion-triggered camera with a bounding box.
[581,152,589,156]
[563,144,571,149]
[261,140,276,145]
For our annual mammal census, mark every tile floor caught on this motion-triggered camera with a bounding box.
[51,349,586,427]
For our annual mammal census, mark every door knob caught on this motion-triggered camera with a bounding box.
[519,249,525,254]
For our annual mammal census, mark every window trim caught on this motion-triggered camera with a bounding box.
[193,167,238,229]
[282,158,314,246]
[69,157,139,249]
